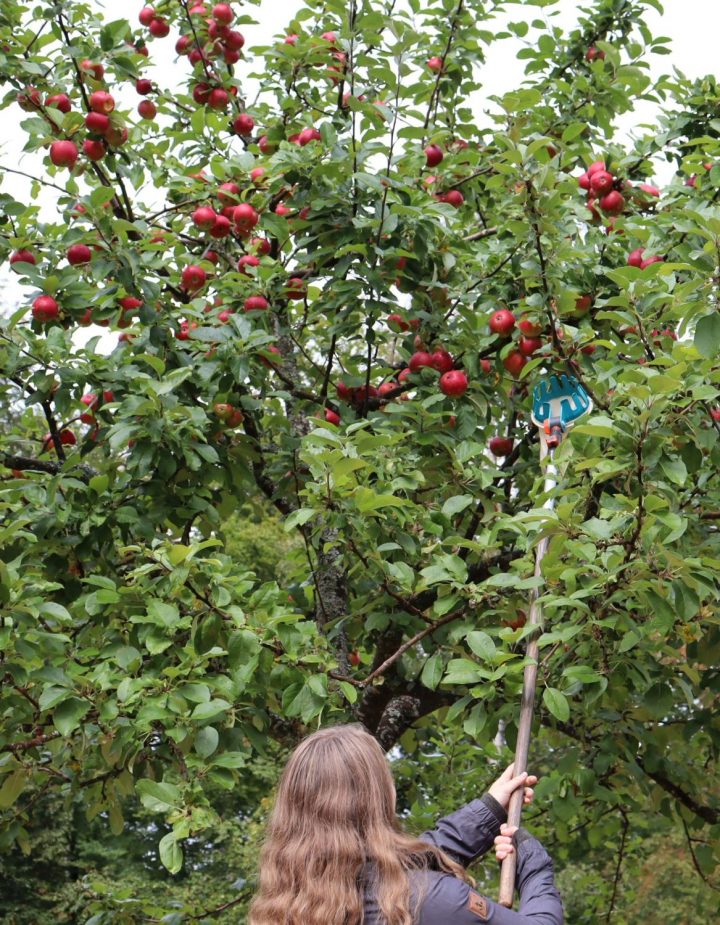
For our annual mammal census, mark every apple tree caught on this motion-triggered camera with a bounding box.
[1,0,720,919]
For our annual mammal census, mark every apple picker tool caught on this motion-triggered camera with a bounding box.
[498,373,592,907]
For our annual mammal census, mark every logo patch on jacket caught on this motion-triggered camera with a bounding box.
[467,892,489,920]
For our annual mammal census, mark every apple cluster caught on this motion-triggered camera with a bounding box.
[578,159,662,226]
[139,3,244,115]
[578,160,625,218]
[334,346,469,414]
[18,74,130,170]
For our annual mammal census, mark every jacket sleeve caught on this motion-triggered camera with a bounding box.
[419,794,507,866]
[417,832,563,925]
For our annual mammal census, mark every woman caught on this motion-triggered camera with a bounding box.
[249,724,563,924]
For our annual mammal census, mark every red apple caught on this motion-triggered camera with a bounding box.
[138,100,157,120]
[85,111,110,134]
[224,30,245,50]
[244,295,269,312]
[409,350,434,372]
[208,88,230,110]
[83,139,106,161]
[182,265,207,290]
[518,315,543,336]
[89,90,115,114]
[439,370,468,397]
[139,6,155,25]
[119,296,142,313]
[80,59,104,80]
[149,17,170,37]
[503,350,527,377]
[257,136,275,156]
[233,113,255,135]
[298,127,322,146]
[17,87,42,111]
[638,183,660,197]
[427,56,443,72]
[285,33,299,45]
[585,46,606,61]
[378,381,399,399]
[710,407,720,423]
[324,408,340,426]
[218,181,241,203]
[238,254,260,273]
[578,172,591,190]
[136,78,153,95]
[489,436,513,457]
[67,244,92,266]
[10,249,36,267]
[489,309,515,336]
[106,125,129,147]
[285,278,307,300]
[50,140,78,169]
[32,295,60,322]
[250,167,266,184]
[440,189,464,208]
[250,236,271,255]
[212,3,234,24]
[424,144,443,168]
[387,313,409,332]
[213,402,234,421]
[575,295,592,314]
[192,206,218,230]
[46,93,71,113]
[430,349,454,373]
[336,381,351,400]
[519,336,542,356]
[589,170,614,195]
[233,202,259,232]
[599,190,625,215]
[641,255,664,269]
[480,358,492,374]
[587,160,606,176]
[210,214,231,238]
[627,248,645,268]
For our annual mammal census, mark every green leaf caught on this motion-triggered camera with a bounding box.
[146,600,180,627]
[0,770,26,809]
[443,658,488,685]
[421,653,444,690]
[339,681,358,704]
[442,495,474,517]
[543,687,570,722]
[191,699,232,721]
[466,631,496,661]
[53,697,90,736]
[284,508,316,531]
[694,313,720,358]
[194,726,219,758]
[39,685,71,711]
[572,415,616,438]
[136,780,182,813]
[660,456,687,486]
[159,832,183,874]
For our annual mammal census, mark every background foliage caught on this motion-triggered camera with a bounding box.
[1,0,719,921]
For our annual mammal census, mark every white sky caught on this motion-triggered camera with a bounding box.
[1,0,719,317]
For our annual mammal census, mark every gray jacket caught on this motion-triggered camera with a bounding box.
[363,794,564,923]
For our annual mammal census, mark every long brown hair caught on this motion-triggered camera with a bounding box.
[248,724,472,925]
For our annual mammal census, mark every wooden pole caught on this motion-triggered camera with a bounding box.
[498,439,555,907]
